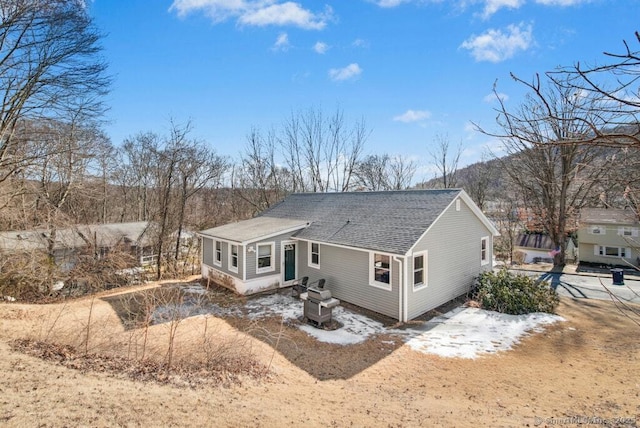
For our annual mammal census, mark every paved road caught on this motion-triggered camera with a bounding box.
[510,269,640,305]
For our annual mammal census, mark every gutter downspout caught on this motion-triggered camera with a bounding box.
[404,254,409,323]
[394,256,404,322]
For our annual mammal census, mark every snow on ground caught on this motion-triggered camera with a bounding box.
[157,284,564,358]
[402,307,564,359]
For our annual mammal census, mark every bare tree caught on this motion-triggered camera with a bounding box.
[233,128,287,213]
[354,154,416,191]
[476,75,607,267]
[429,134,462,189]
[463,154,497,211]
[548,31,640,148]
[120,133,162,222]
[354,154,390,191]
[173,139,228,272]
[279,107,367,192]
[0,0,110,186]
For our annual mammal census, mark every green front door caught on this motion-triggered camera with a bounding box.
[284,243,296,282]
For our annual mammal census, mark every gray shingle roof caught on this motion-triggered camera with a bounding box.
[199,217,308,243]
[259,189,462,254]
[0,222,152,253]
[580,208,639,225]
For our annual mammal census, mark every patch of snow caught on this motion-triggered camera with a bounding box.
[244,294,301,321]
[160,285,564,357]
[298,306,386,345]
[401,307,564,359]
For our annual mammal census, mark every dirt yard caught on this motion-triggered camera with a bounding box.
[0,280,638,427]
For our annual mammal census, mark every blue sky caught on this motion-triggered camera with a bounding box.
[89,0,639,181]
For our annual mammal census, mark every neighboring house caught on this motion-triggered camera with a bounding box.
[199,189,499,322]
[578,208,640,266]
[513,232,577,264]
[0,221,156,270]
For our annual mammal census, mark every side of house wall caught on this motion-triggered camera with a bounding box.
[296,241,400,319]
[201,237,245,279]
[578,224,637,265]
[407,197,493,320]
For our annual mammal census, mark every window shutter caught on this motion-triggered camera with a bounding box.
[627,248,632,258]
[594,244,599,255]
[633,229,639,238]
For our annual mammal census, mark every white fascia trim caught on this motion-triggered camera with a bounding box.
[198,222,308,247]
[241,223,309,246]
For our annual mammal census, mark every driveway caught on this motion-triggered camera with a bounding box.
[510,269,640,304]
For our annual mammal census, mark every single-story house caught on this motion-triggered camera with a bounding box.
[513,232,577,264]
[0,221,157,270]
[199,189,499,322]
[578,208,640,266]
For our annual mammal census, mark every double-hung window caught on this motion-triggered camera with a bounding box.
[370,253,391,290]
[257,243,274,273]
[480,236,490,265]
[309,242,320,268]
[214,241,222,266]
[229,244,239,273]
[413,252,427,290]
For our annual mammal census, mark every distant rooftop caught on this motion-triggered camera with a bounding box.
[580,208,639,225]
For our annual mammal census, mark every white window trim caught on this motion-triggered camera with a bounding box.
[412,251,428,291]
[308,241,320,269]
[256,242,275,274]
[595,245,631,258]
[229,244,239,273]
[369,252,392,291]
[618,226,638,237]
[481,236,490,266]
[590,225,605,235]
[214,240,222,267]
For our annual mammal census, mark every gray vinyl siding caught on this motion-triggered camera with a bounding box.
[407,197,493,320]
[202,237,243,279]
[245,231,292,280]
[297,241,400,319]
[202,237,214,267]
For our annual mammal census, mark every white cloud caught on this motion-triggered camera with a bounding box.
[535,0,589,5]
[352,38,370,48]
[272,32,290,51]
[328,63,362,81]
[169,1,333,30]
[374,0,413,7]
[393,109,432,123]
[313,41,329,54]
[460,23,533,62]
[480,0,525,18]
[483,92,509,103]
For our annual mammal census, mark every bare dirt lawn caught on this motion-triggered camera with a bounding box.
[0,281,638,427]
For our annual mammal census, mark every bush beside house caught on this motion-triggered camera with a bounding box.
[472,269,559,315]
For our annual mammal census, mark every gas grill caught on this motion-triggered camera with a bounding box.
[300,280,340,327]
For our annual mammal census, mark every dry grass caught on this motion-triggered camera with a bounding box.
[0,282,638,427]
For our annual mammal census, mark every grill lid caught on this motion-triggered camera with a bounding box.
[307,287,332,301]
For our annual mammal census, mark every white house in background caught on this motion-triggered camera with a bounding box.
[199,189,499,322]
[578,208,640,266]
[514,232,577,264]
